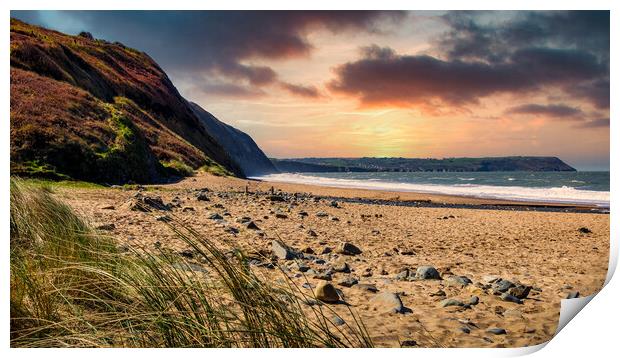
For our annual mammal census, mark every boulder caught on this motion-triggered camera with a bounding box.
[314,282,340,303]
[445,275,472,287]
[440,299,465,308]
[416,266,441,280]
[271,240,297,260]
[370,292,406,314]
[336,242,362,256]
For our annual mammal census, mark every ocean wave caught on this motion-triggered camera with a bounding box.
[458,177,476,181]
[250,173,610,207]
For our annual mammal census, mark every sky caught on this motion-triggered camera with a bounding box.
[11,11,610,170]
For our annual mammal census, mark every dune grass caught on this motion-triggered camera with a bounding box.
[10,178,372,348]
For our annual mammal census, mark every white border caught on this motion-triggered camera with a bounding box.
[2,1,616,357]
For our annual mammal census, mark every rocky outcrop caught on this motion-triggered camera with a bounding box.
[190,102,277,177]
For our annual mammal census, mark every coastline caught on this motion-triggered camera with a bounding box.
[48,172,610,347]
[166,173,608,214]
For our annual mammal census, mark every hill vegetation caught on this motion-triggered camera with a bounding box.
[10,19,245,183]
[272,156,577,173]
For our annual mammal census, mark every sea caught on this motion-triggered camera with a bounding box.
[251,171,610,207]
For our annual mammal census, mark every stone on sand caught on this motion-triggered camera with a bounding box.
[416,266,441,280]
[370,292,406,314]
[336,242,362,256]
[314,282,339,303]
[271,240,297,260]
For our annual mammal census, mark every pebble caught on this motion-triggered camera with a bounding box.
[96,223,115,230]
[440,299,465,308]
[355,283,378,293]
[487,328,507,335]
[208,213,223,220]
[566,291,580,299]
[500,292,523,304]
[400,340,417,347]
[331,315,345,326]
[469,296,480,305]
[337,277,359,287]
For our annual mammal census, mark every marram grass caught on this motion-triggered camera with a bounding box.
[10,178,372,348]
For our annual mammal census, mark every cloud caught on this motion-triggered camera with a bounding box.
[328,45,606,108]
[577,117,609,128]
[505,104,583,118]
[438,11,609,63]
[280,82,321,98]
[188,82,266,99]
[11,10,405,93]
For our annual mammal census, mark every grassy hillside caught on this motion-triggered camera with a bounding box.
[10,19,240,183]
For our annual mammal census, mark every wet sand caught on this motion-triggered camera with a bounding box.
[55,173,610,348]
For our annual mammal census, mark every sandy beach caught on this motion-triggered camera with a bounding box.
[54,173,610,348]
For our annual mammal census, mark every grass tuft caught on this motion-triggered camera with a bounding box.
[10,179,372,347]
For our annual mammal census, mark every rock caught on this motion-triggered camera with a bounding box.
[313,271,332,281]
[316,211,329,217]
[395,269,412,281]
[430,289,447,297]
[101,205,115,210]
[196,193,210,201]
[440,299,465,308]
[212,203,225,209]
[330,216,340,221]
[336,242,362,256]
[492,279,516,294]
[487,328,507,335]
[400,340,417,347]
[500,292,523,304]
[578,227,592,234]
[566,291,580,299]
[331,316,345,326]
[507,284,531,299]
[225,226,239,234]
[243,221,260,230]
[416,266,441,280]
[320,247,332,255]
[332,261,350,273]
[275,212,288,219]
[445,275,472,287]
[268,195,286,202]
[299,211,309,217]
[399,249,415,256]
[182,207,195,212]
[355,283,378,293]
[127,194,170,212]
[271,240,298,260]
[96,223,115,230]
[295,262,311,272]
[156,215,172,222]
[314,282,340,303]
[329,200,339,208]
[459,326,471,334]
[208,213,224,220]
[370,292,406,314]
[313,258,326,265]
[307,229,318,237]
[337,277,359,287]
[483,275,501,283]
[302,247,315,254]
[179,250,194,259]
[469,296,480,305]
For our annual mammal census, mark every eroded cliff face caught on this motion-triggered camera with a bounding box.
[10,18,252,183]
[190,102,277,177]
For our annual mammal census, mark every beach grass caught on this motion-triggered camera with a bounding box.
[10,178,372,348]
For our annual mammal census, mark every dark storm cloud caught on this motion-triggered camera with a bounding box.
[328,45,606,106]
[505,104,583,118]
[11,10,404,92]
[438,11,609,63]
[330,11,609,111]
[280,82,321,98]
